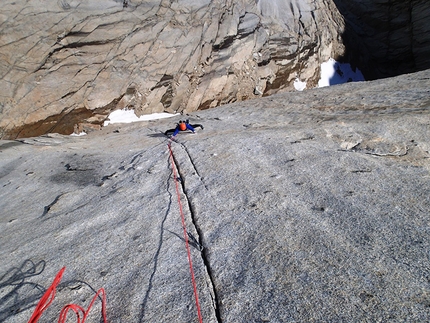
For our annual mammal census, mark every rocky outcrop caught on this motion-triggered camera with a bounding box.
[0,0,345,139]
[1,69,429,322]
[1,0,430,140]
[333,0,430,80]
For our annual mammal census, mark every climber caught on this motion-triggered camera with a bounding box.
[165,120,204,137]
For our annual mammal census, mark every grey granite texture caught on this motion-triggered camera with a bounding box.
[1,69,429,322]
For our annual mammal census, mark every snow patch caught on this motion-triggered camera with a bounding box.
[103,110,179,126]
[70,132,87,136]
[294,78,307,91]
[318,58,364,88]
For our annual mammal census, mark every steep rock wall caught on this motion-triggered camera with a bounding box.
[333,0,430,80]
[0,0,345,139]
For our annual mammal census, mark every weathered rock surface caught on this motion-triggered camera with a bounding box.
[0,0,346,139]
[1,70,429,322]
[2,0,430,140]
[334,0,430,80]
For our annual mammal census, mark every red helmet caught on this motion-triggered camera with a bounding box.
[179,121,187,131]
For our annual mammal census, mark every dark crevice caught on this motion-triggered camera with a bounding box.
[151,74,173,91]
[190,206,223,323]
[36,39,117,73]
[65,163,94,171]
[160,84,173,109]
[169,143,222,323]
[60,90,78,100]
[212,35,235,51]
[257,58,271,67]
[179,143,202,179]
[63,31,92,37]
[351,169,372,173]
[41,193,64,217]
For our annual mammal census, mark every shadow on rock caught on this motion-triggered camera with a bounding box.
[0,260,46,321]
[1,260,106,322]
[147,132,169,139]
[0,141,24,151]
[332,0,430,80]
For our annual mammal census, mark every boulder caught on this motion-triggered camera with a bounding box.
[1,69,429,322]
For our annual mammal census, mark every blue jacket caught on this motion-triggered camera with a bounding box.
[172,123,195,137]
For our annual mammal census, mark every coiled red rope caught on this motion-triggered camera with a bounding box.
[27,267,108,323]
[28,267,65,323]
[168,141,204,323]
[58,288,107,323]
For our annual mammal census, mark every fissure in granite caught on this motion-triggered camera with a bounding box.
[170,141,222,323]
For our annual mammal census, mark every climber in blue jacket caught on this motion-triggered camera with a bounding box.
[165,120,204,137]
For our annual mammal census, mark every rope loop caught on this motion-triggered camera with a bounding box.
[27,267,108,323]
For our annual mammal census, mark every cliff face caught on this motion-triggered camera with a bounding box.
[0,0,345,139]
[0,0,429,140]
[333,0,430,80]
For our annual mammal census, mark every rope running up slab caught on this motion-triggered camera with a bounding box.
[168,141,204,323]
[27,141,202,323]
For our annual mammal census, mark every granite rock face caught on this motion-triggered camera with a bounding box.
[334,0,430,80]
[0,0,345,139]
[1,70,429,322]
[2,0,430,140]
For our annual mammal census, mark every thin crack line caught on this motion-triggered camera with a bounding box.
[170,142,222,323]
[177,141,210,191]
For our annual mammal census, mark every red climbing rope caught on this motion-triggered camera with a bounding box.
[168,141,204,323]
[28,267,65,323]
[27,142,202,323]
[58,288,107,323]
[27,267,108,323]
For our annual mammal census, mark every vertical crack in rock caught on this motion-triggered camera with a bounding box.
[170,143,222,323]
[179,142,202,179]
[139,159,173,323]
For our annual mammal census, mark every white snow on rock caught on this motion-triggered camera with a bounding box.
[295,58,364,91]
[294,78,307,91]
[70,132,87,136]
[318,58,365,87]
[103,110,179,126]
